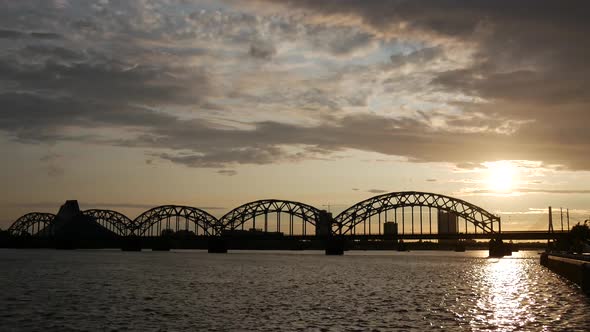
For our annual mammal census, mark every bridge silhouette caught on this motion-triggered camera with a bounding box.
[6,191,561,243]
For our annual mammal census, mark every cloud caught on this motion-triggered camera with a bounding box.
[29,32,61,39]
[0,92,178,143]
[4,89,589,170]
[367,189,388,194]
[516,188,590,195]
[306,25,376,56]
[46,165,65,177]
[462,188,590,196]
[390,47,443,66]
[40,153,62,163]
[255,0,590,170]
[156,147,283,168]
[1,0,590,172]
[0,29,25,39]
[0,29,61,40]
[249,41,276,59]
[2,202,226,213]
[40,153,64,177]
[0,58,210,107]
[217,169,238,176]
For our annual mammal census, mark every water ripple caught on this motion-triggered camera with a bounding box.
[1,250,589,331]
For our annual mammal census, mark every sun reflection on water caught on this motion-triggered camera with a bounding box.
[472,254,538,331]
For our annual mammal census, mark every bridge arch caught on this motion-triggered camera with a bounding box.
[83,209,133,236]
[334,191,501,235]
[218,199,322,236]
[7,212,56,237]
[132,205,219,236]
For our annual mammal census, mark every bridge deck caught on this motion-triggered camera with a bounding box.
[283,231,567,241]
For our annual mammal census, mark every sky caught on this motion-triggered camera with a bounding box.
[1,0,590,230]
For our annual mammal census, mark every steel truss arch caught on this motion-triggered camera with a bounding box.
[83,209,133,236]
[133,205,220,236]
[334,191,500,235]
[7,212,56,237]
[218,199,322,233]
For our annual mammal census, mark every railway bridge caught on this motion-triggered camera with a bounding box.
[4,191,561,255]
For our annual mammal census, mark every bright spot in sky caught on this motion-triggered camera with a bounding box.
[485,161,518,193]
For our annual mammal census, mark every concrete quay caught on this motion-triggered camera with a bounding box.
[541,252,590,294]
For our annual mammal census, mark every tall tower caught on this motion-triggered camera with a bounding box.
[437,210,458,234]
[437,210,458,244]
[315,210,333,236]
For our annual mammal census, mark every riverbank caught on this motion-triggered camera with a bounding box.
[540,252,590,294]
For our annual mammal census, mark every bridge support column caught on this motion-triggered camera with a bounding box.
[121,236,142,251]
[316,210,344,255]
[55,238,76,250]
[489,238,512,257]
[325,236,344,255]
[152,237,171,251]
[208,237,227,253]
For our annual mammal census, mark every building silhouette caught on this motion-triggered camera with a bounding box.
[46,200,118,248]
[383,222,398,236]
[438,210,458,244]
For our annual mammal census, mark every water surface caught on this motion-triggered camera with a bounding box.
[1,249,589,331]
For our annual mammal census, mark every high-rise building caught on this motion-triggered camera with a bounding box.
[437,210,458,234]
[315,210,333,236]
[383,222,398,236]
[437,210,458,244]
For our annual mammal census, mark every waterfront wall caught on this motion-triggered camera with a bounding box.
[540,253,590,294]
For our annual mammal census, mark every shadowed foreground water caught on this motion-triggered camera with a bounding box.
[1,249,589,331]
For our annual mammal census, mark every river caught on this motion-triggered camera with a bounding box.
[1,249,589,331]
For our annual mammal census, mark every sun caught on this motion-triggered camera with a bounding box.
[485,161,517,193]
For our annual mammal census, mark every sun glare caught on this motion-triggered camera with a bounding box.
[485,161,518,193]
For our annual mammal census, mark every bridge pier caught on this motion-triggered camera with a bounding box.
[489,238,512,257]
[152,238,171,251]
[316,210,344,255]
[55,238,76,250]
[208,237,227,253]
[121,237,142,251]
[325,236,344,255]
